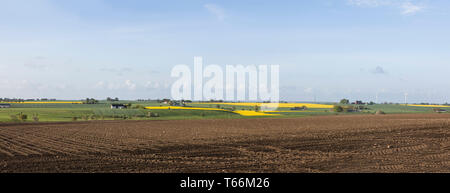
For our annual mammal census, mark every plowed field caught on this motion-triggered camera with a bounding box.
[1,114,449,173]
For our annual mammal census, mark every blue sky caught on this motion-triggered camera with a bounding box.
[1,0,450,103]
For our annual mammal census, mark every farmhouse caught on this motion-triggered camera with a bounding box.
[161,99,171,104]
[0,104,11,108]
[111,104,127,109]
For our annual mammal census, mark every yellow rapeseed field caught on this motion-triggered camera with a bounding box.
[261,110,317,113]
[145,106,228,111]
[408,104,450,108]
[145,106,279,116]
[195,102,333,109]
[233,111,280,116]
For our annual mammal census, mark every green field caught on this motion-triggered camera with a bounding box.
[1,101,449,123]
[0,101,242,122]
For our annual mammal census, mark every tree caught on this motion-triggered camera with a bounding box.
[106,97,119,102]
[84,98,99,104]
[333,105,344,112]
[255,105,260,112]
[340,99,350,104]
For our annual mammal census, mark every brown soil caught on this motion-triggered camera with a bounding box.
[0,113,449,173]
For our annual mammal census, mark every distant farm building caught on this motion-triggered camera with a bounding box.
[160,99,171,104]
[171,101,183,106]
[0,104,11,108]
[290,106,307,111]
[434,108,447,113]
[111,104,127,109]
[352,101,364,105]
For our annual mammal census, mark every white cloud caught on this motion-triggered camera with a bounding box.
[125,80,136,90]
[94,81,105,88]
[144,81,160,89]
[99,67,133,76]
[347,0,424,15]
[0,79,67,97]
[204,4,226,21]
[94,80,136,90]
[401,2,423,15]
[304,88,313,93]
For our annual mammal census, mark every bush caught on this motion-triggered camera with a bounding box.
[254,105,260,112]
[72,117,78,121]
[147,112,160,117]
[18,112,27,122]
[32,113,39,122]
[133,104,146,109]
[375,110,386,115]
[333,105,344,112]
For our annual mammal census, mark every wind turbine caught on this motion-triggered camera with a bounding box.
[375,92,378,104]
[404,92,408,105]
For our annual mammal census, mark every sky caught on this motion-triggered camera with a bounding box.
[1,0,450,103]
